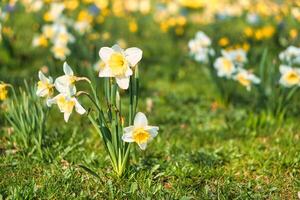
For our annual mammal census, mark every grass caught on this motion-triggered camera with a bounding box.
[1,62,300,199]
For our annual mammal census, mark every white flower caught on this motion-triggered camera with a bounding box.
[234,68,260,91]
[279,46,300,65]
[47,93,86,122]
[54,62,90,96]
[46,3,65,21]
[214,56,236,78]
[54,62,78,96]
[74,21,91,35]
[122,112,159,150]
[222,48,247,66]
[54,28,75,46]
[279,65,300,87]
[36,71,54,98]
[188,31,213,63]
[99,44,142,89]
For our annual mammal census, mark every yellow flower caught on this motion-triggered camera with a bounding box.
[289,29,298,39]
[64,0,78,10]
[32,35,48,47]
[0,83,8,101]
[262,25,275,38]
[129,20,138,33]
[244,27,253,37]
[218,37,229,47]
[77,10,93,23]
[178,0,203,9]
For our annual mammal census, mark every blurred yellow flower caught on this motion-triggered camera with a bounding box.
[289,29,298,39]
[218,37,229,47]
[32,35,48,47]
[64,0,78,10]
[261,25,275,38]
[129,20,138,33]
[77,10,93,23]
[178,0,203,9]
[244,27,253,37]
[0,83,8,101]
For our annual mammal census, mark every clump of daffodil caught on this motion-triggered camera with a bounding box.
[35,45,158,176]
[36,62,89,122]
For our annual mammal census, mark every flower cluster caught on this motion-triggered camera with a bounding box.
[214,48,260,91]
[188,31,214,63]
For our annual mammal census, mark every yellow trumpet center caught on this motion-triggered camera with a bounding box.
[108,53,127,76]
[236,74,250,87]
[285,71,300,85]
[57,95,75,113]
[37,81,54,96]
[132,128,151,144]
[222,58,233,73]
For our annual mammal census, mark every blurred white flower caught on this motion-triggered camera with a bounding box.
[214,57,235,78]
[99,44,142,89]
[234,68,260,91]
[279,65,300,87]
[122,112,159,150]
[188,31,213,63]
[279,46,300,65]
[222,48,247,66]
[51,43,70,60]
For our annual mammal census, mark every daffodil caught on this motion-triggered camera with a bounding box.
[51,43,70,60]
[188,31,213,63]
[234,68,260,91]
[279,65,300,87]
[47,93,86,122]
[214,57,235,78]
[36,71,54,98]
[43,3,64,22]
[279,46,300,65]
[32,35,48,47]
[122,112,159,150]
[0,83,8,101]
[99,44,142,89]
[54,62,90,96]
[222,49,247,66]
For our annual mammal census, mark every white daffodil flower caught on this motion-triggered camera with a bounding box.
[122,112,159,150]
[99,44,143,89]
[222,49,247,66]
[279,65,300,87]
[47,93,86,122]
[55,29,75,46]
[234,68,260,91]
[279,46,300,65]
[36,71,54,98]
[188,31,213,63]
[214,56,236,78]
[54,62,90,96]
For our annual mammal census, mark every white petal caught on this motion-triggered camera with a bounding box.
[122,132,134,142]
[46,96,57,107]
[116,76,130,90]
[63,62,74,76]
[36,88,48,97]
[98,66,112,77]
[138,142,147,150]
[279,65,291,74]
[54,76,76,95]
[99,47,113,62]
[125,67,133,77]
[134,112,148,128]
[146,126,159,138]
[74,99,86,115]
[38,71,47,82]
[125,47,143,66]
[64,112,71,122]
[124,126,134,133]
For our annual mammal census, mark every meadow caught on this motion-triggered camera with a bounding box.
[0,0,300,199]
